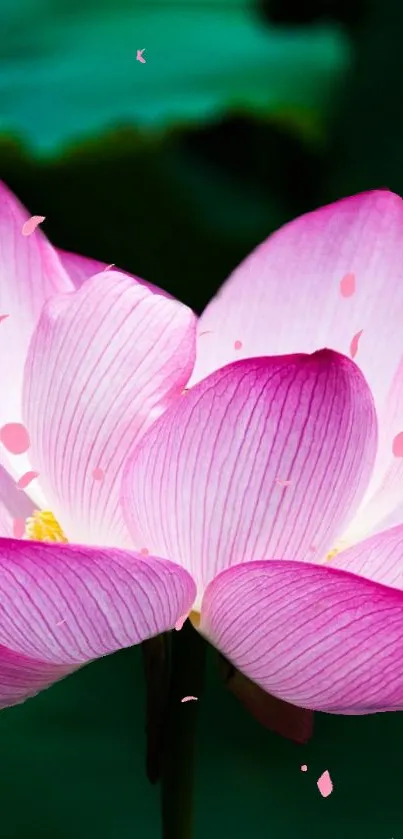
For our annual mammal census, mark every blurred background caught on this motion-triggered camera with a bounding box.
[1,0,403,837]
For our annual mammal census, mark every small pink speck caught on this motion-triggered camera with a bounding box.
[317,770,333,798]
[309,545,317,553]
[140,547,149,556]
[0,423,30,455]
[340,272,356,298]
[175,615,188,631]
[350,329,363,359]
[92,467,104,481]
[0,315,9,324]
[181,696,198,703]
[301,764,308,772]
[12,518,26,539]
[275,478,292,487]
[55,620,66,627]
[392,432,403,457]
[104,264,115,271]
[234,340,243,350]
[199,331,214,337]
[136,49,146,63]
[22,216,45,236]
[16,470,39,490]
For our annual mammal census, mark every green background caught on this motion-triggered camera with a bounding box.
[1,0,403,836]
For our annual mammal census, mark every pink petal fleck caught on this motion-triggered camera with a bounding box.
[392,432,403,457]
[174,614,188,631]
[350,329,363,359]
[317,770,333,798]
[0,423,30,454]
[55,620,66,627]
[234,340,243,350]
[12,518,26,539]
[0,315,9,324]
[199,331,214,337]
[301,764,308,772]
[340,272,356,298]
[181,696,198,703]
[16,470,39,490]
[104,264,115,271]
[21,216,46,236]
[92,467,104,481]
[275,478,292,487]
[140,547,149,556]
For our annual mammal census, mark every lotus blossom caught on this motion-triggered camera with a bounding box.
[2,181,403,721]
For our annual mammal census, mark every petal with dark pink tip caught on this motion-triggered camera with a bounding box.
[199,559,403,713]
[123,351,377,602]
[23,272,197,546]
[0,539,196,709]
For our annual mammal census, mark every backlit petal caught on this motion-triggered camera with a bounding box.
[23,272,196,545]
[0,465,35,537]
[57,248,173,298]
[200,560,403,713]
[123,351,377,606]
[0,539,196,709]
[330,524,403,590]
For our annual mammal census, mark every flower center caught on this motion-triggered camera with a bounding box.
[24,510,68,543]
[189,610,200,629]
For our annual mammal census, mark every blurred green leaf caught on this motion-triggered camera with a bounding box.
[0,0,351,155]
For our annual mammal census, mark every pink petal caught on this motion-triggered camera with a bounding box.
[349,330,363,360]
[317,770,333,797]
[21,216,46,236]
[199,559,403,713]
[23,272,197,546]
[0,423,30,455]
[57,248,172,298]
[0,539,196,709]
[330,524,403,590]
[0,182,73,500]
[339,272,356,298]
[123,351,377,604]
[0,465,35,537]
[16,470,40,490]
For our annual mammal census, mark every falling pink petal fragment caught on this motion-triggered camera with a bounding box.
[55,620,66,627]
[0,423,30,454]
[317,770,333,797]
[234,340,243,350]
[136,49,146,63]
[181,696,198,703]
[92,467,104,481]
[301,765,308,772]
[350,329,363,359]
[140,547,149,556]
[174,614,188,631]
[275,478,292,487]
[0,315,9,324]
[199,331,214,337]
[16,470,39,490]
[392,432,403,457]
[12,518,25,538]
[21,216,46,236]
[340,272,356,298]
[104,264,115,272]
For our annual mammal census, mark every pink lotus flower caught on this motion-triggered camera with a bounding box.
[2,181,403,720]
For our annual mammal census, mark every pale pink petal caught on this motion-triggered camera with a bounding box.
[23,272,197,546]
[21,216,46,236]
[317,771,333,797]
[199,559,403,713]
[123,351,377,605]
[0,465,35,537]
[0,182,73,502]
[0,539,196,709]
[16,470,40,490]
[190,192,403,423]
[57,248,173,298]
[330,524,403,590]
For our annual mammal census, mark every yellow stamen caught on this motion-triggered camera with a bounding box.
[325,540,348,562]
[24,510,68,543]
[189,610,201,629]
